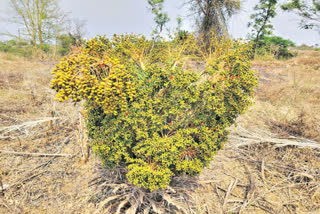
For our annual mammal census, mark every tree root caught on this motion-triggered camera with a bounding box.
[89,166,196,213]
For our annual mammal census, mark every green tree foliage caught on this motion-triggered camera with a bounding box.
[263,36,295,47]
[186,0,241,41]
[0,39,33,57]
[281,0,320,31]
[55,18,87,56]
[148,0,170,35]
[258,36,297,59]
[56,34,77,56]
[248,0,278,49]
[51,33,258,191]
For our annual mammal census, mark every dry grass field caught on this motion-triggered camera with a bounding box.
[0,50,320,213]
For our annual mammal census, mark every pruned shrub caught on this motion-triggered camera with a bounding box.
[51,33,258,191]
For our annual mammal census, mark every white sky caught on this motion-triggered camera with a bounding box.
[0,0,319,45]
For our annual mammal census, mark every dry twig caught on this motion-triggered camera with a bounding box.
[0,150,71,157]
[222,178,238,211]
[230,126,320,149]
[0,117,61,134]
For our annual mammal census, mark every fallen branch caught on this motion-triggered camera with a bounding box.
[0,150,71,157]
[0,117,61,134]
[230,126,320,149]
[223,178,238,211]
[2,137,71,192]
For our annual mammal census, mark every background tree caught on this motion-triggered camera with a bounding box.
[56,18,87,56]
[147,0,170,35]
[7,0,63,47]
[281,0,320,32]
[248,0,278,50]
[186,0,241,41]
[65,18,87,41]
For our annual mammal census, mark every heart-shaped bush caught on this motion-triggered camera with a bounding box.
[51,34,258,191]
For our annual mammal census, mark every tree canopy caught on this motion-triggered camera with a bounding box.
[281,0,320,32]
[186,0,241,41]
[8,0,63,46]
[148,0,170,35]
[248,0,278,49]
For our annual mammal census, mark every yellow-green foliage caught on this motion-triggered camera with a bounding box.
[51,37,136,114]
[51,34,258,191]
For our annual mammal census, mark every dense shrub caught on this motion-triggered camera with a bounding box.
[256,36,297,59]
[51,34,258,191]
[263,36,295,47]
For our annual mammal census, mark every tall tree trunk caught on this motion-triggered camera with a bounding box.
[36,0,43,46]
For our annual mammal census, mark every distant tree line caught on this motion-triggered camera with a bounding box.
[0,0,86,58]
[0,0,319,58]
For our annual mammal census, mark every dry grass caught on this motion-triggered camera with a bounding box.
[190,50,320,213]
[0,51,319,213]
[193,139,320,213]
[0,53,97,213]
[237,50,320,141]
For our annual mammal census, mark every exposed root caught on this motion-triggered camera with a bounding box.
[89,165,197,213]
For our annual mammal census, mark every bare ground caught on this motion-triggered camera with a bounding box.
[0,51,320,213]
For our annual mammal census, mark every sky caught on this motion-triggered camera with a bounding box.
[0,0,319,45]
